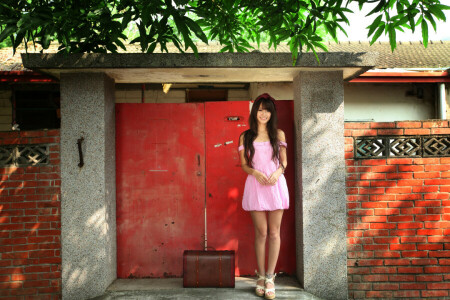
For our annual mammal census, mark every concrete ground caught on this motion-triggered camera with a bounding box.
[91,277,324,300]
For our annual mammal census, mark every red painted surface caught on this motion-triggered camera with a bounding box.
[360,71,449,77]
[0,71,57,83]
[205,101,296,276]
[116,101,296,278]
[350,77,450,83]
[116,103,206,278]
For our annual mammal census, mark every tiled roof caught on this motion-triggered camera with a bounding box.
[1,41,449,71]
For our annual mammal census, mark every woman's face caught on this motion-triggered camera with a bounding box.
[256,104,271,125]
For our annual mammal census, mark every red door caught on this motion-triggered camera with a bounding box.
[116,101,295,278]
[116,103,205,278]
[205,101,296,275]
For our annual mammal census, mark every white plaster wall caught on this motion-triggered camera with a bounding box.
[249,82,293,100]
[0,89,12,131]
[445,83,450,120]
[344,82,435,121]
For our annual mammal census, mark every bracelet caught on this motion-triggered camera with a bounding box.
[280,164,285,174]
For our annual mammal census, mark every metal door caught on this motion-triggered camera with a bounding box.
[116,103,205,278]
[205,101,296,276]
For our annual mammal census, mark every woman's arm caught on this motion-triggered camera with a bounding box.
[238,134,269,185]
[267,129,287,185]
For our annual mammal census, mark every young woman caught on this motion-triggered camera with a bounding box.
[238,93,289,299]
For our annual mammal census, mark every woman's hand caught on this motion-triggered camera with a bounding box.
[253,170,269,185]
[267,168,283,185]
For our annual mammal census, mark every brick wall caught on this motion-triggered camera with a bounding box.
[0,130,61,299]
[346,121,450,299]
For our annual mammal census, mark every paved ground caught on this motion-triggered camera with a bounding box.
[91,277,324,300]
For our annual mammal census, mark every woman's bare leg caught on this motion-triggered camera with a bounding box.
[250,211,268,284]
[265,209,284,295]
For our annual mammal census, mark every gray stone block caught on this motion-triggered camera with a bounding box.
[293,71,347,300]
[60,73,116,300]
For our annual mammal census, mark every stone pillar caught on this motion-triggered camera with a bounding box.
[293,71,347,300]
[60,73,116,299]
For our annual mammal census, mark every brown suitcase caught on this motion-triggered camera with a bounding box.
[183,250,235,288]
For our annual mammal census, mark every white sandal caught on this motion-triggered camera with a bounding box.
[255,270,265,297]
[264,273,277,299]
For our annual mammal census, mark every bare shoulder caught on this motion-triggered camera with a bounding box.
[239,131,245,145]
[277,129,286,141]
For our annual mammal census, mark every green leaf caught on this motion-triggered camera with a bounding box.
[388,24,396,52]
[367,0,386,17]
[370,25,385,45]
[367,15,383,37]
[427,5,446,21]
[421,19,428,48]
[424,11,437,32]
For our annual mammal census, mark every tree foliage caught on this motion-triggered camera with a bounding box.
[0,0,448,61]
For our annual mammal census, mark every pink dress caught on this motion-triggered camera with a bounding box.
[238,141,289,211]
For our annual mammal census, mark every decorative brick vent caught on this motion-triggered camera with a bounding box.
[0,145,50,167]
[346,121,450,300]
[0,130,61,299]
[355,135,450,159]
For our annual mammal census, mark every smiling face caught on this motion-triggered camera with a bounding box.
[256,104,271,125]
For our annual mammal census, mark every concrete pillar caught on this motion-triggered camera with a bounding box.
[293,71,347,300]
[60,73,116,299]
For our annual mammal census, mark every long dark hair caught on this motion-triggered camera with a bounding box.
[241,93,279,167]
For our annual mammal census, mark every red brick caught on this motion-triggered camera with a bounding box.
[442,157,450,163]
[399,165,423,172]
[414,172,440,179]
[360,173,385,180]
[352,129,378,136]
[362,202,387,208]
[349,267,371,275]
[388,216,413,223]
[423,120,449,128]
[442,171,450,177]
[400,287,428,295]
[393,290,420,298]
[378,129,404,135]
[415,201,442,207]
[440,259,450,265]
[418,244,443,250]
[346,181,370,187]
[397,266,423,273]
[11,274,39,281]
[371,180,396,187]
[374,251,401,258]
[402,251,428,257]
[9,288,38,296]
[370,194,396,201]
[374,208,399,215]
[397,179,423,186]
[411,258,438,265]
[427,282,450,289]
[425,179,450,185]
[414,158,440,165]
[371,165,397,173]
[372,283,398,290]
[417,229,442,235]
[431,128,450,134]
[390,244,416,250]
[424,193,449,200]
[389,228,415,238]
[389,199,414,206]
[413,185,439,193]
[362,275,388,282]
[365,291,393,298]
[386,173,412,179]
[416,275,442,281]
[387,158,413,165]
[363,245,389,251]
[361,159,387,166]
[370,267,398,273]
[374,237,400,244]
[361,216,386,223]
[402,236,427,243]
[348,282,371,290]
[404,128,430,135]
[415,215,441,221]
[397,223,423,229]
[424,266,450,273]
[428,237,450,243]
[422,290,449,297]
[388,275,415,281]
[385,187,412,194]
[359,188,385,194]
[0,238,27,245]
[425,164,450,171]
[370,122,396,129]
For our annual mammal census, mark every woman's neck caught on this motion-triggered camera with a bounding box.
[257,124,267,133]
